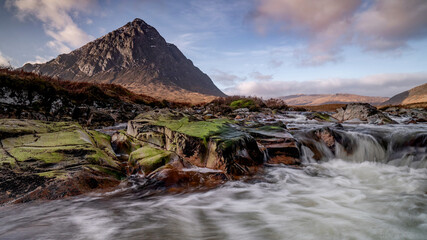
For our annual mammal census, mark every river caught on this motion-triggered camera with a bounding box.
[0,113,426,240]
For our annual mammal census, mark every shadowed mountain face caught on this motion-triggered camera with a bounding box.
[280,94,389,106]
[21,18,225,103]
[381,83,427,106]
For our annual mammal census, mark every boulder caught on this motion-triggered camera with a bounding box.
[245,124,301,165]
[332,103,396,124]
[129,145,179,175]
[142,165,228,193]
[127,110,265,176]
[0,119,124,204]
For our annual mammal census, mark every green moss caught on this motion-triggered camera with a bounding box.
[0,148,16,166]
[129,146,174,174]
[0,119,79,139]
[86,165,126,180]
[87,149,119,168]
[88,130,116,156]
[230,99,256,110]
[36,170,68,179]
[9,146,65,163]
[313,113,332,121]
[153,117,231,139]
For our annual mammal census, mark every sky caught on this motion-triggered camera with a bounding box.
[0,0,426,98]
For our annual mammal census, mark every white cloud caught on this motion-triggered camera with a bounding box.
[25,55,51,64]
[0,51,11,66]
[226,72,427,98]
[253,0,427,65]
[354,0,427,51]
[6,0,95,53]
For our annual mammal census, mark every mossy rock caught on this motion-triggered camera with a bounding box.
[0,119,77,139]
[312,112,333,122]
[230,99,256,110]
[0,119,124,204]
[129,145,176,174]
[128,114,265,176]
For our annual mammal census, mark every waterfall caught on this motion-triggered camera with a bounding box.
[296,125,427,168]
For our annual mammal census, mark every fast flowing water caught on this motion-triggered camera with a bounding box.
[1,115,426,240]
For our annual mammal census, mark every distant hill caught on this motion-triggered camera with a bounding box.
[21,18,225,103]
[279,94,389,106]
[381,83,427,106]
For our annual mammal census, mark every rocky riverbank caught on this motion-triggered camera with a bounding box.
[1,101,426,204]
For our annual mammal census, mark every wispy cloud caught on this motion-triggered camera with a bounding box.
[226,72,427,98]
[252,0,427,65]
[210,69,247,86]
[250,71,273,81]
[0,51,11,66]
[6,0,96,53]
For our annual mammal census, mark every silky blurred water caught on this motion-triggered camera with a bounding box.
[1,160,426,240]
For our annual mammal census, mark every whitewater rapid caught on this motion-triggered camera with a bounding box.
[0,160,426,240]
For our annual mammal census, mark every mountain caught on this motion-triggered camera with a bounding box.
[21,18,225,103]
[280,94,389,106]
[381,83,427,106]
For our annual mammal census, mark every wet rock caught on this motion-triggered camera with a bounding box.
[143,165,228,193]
[298,127,355,161]
[129,145,179,175]
[111,131,132,155]
[0,119,124,204]
[246,125,301,165]
[383,107,427,123]
[87,110,115,128]
[333,103,396,124]
[306,112,336,122]
[127,110,265,176]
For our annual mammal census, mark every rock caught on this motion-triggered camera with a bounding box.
[111,131,133,156]
[87,110,115,127]
[0,119,124,204]
[383,107,427,123]
[129,145,179,175]
[332,103,396,124]
[297,127,355,161]
[307,112,335,122]
[246,125,301,165]
[142,165,228,193]
[233,108,249,113]
[127,110,264,176]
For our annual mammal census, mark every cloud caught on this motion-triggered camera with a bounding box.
[25,55,51,64]
[6,0,95,53]
[354,0,427,51]
[250,71,273,81]
[0,51,11,66]
[210,69,247,86]
[252,0,427,65]
[226,72,427,98]
[268,59,283,68]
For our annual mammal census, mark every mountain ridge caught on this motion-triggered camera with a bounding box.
[280,93,389,106]
[21,18,225,103]
[381,83,427,106]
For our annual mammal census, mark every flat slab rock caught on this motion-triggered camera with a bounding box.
[0,119,123,204]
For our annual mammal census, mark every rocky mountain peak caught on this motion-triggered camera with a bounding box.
[21,18,225,102]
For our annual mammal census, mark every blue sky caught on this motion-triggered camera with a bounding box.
[1,0,426,98]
